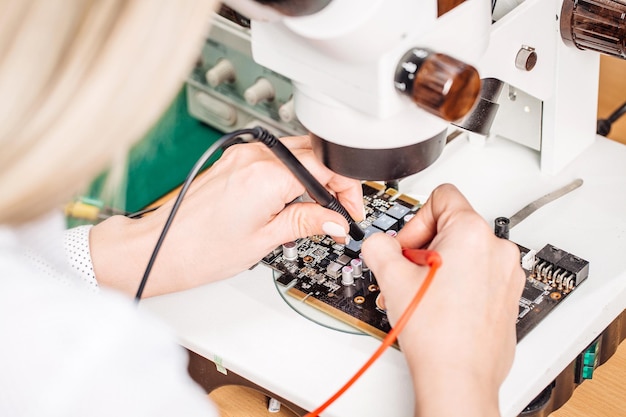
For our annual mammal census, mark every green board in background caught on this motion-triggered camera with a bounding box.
[85,87,224,215]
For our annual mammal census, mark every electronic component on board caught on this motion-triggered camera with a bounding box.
[327,261,342,279]
[534,244,589,287]
[282,241,298,262]
[341,266,355,286]
[350,259,363,278]
[386,203,411,222]
[385,230,398,238]
[372,214,399,232]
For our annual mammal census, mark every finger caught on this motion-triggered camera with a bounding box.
[264,201,351,245]
[290,150,364,221]
[214,136,309,173]
[279,135,312,151]
[361,231,403,272]
[396,184,475,249]
[361,233,427,321]
[332,178,364,222]
[215,138,364,222]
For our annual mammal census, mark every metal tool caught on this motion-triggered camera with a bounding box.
[509,178,583,228]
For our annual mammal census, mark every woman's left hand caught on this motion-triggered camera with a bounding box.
[90,135,364,297]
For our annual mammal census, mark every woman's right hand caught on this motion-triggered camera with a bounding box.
[362,184,525,417]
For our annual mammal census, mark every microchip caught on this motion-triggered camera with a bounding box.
[327,252,338,262]
[522,281,544,301]
[276,272,296,286]
[344,238,363,258]
[385,203,411,220]
[372,214,399,232]
[345,226,384,257]
[337,254,352,265]
[363,225,383,239]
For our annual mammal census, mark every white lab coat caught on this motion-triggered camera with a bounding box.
[0,212,217,417]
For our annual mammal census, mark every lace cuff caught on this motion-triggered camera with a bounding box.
[64,225,99,292]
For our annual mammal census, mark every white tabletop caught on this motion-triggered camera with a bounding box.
[142,134,626,417]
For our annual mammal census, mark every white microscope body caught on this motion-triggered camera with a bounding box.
[225,0,623,178]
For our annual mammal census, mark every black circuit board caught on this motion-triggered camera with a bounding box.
[261,182,590,343]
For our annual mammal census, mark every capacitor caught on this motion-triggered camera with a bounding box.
[282,241,298,262]
[350,258,363,278]
[385,230,398,238]
[341,265,354,286]
[403,213,415,224]
[358,253,369,272]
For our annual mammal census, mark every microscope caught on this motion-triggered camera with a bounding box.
[212,0,625,179]
[177,1,626,416]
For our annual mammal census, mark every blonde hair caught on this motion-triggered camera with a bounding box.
[0,0,218,224]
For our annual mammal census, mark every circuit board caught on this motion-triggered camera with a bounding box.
[261,182,590,343]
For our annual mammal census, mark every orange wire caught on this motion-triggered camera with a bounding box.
[305,249,442,417]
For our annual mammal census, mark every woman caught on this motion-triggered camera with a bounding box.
[0,1,524,416]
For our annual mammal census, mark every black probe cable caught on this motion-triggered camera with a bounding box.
[252,128,365,241]
[134,127,363,301]
[133,128,253,301]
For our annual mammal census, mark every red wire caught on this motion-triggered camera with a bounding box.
[305,249,442,417]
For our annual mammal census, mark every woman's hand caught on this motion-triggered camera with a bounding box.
[90,135,363,297]
[362,184,525,417]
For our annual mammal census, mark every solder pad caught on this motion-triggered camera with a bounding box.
[261,182,589,344]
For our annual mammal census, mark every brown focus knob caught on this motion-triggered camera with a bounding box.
[394,48,481,121]
[561,0,626,58]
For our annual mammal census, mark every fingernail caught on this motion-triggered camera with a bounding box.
[322,221,347,237]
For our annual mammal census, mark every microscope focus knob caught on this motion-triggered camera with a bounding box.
[561,0,626,59]
[394,48,481,121]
